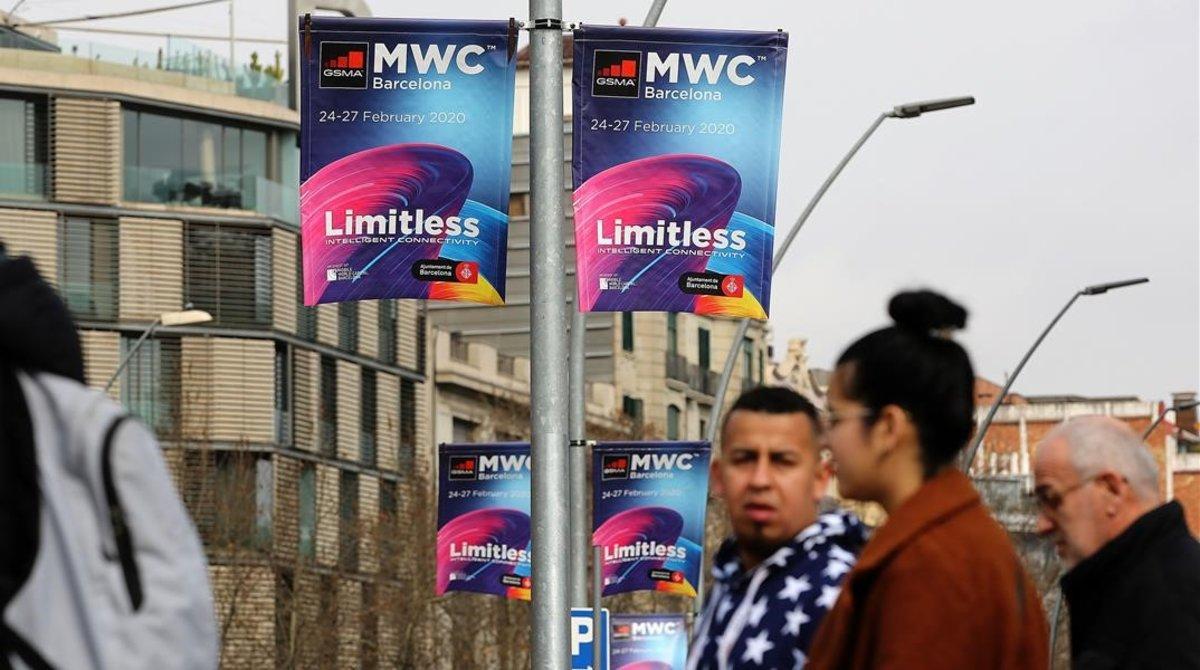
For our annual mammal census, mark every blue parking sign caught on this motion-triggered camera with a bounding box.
[571,607,609,670]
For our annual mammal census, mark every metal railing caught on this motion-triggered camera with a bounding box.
[123,167,298,224]
[665,352,719,397]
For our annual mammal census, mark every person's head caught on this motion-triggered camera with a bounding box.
[825,290,975,507]
[1033,416,1161,569]
[713,386,828,567]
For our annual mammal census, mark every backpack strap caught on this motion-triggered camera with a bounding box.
[100,415,143,611]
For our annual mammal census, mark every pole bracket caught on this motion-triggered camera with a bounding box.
[530,17,563,30]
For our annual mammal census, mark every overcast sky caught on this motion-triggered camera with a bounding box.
[22,0,1198,402]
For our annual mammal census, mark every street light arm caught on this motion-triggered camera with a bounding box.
[1143,399,1200,440]
[962,291,1083,471]
[772,111,890,270]
[641,0,667,27]
[1082,277,1149,295]
[892,96,976,118]
[104,317,162,392]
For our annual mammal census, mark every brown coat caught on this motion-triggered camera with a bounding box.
[808,469,1048,670]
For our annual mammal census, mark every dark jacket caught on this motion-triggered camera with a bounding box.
[1061,500,1200,670]
[808,468,1048,669]
[687,510,868,670]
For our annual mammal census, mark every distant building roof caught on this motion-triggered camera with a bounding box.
[1023,394,1142,404]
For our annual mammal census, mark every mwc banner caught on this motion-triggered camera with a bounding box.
[571,26,788,318]
[300,17,518,306]
[592,442,712,598]
[610,614,689,670]
[436,442,532,600]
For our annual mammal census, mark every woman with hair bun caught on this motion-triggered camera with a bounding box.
[807,290,1048,669]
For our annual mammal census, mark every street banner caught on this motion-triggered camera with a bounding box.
[300,16,518,306]
[610,614,688,670]
[436,442,531,600]
[592,441,712,597]
[571,26,788,318]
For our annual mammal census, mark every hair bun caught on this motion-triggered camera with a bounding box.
[888,290,968,334]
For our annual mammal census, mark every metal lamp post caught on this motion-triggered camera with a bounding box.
[962,277,1149,471]
[1143,398,1200,440]
[528,0,572,667]
[703,96,977,445]
[104,305,212,391]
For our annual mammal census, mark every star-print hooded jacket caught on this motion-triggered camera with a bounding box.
[686,510,868,670]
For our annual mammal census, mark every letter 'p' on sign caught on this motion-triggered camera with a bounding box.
[570,607,609,670]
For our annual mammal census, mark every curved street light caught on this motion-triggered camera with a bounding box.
[962,277,1149,471]
[704,96,977,444]
[1144,398,1200,440]
[104,304,213,391]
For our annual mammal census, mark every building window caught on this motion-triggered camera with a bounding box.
[338,301,358,352]
[254,456,274,549]
[667,405,681,441]
[378,479,398,577]
[184,222,272,327]
[298,464,316,559]
[621,312,634,352]
[698,327,711,371]
[274,570,295,666]
[758,350,765,386]
[338,470,359,571]
[120,335,180,435]
[122,107,293,220]
[399,379,416,472]
[211,451,272,550]
[60,217,118,321]
[416,309,427,372]
[274,343,292,446]
[319,356,337,457]
[622,395,644,424]
[378,300,397,364]
[452,417,476,444]
[360,368,377,467]
[0,94,47,197]
[666,313,678,358]
[508,193,528,217]
[361,583,379,670]
[296,239,317,340]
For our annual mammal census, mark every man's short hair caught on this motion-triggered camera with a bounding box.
[1044,416,1161,502]
[721,386,821,438]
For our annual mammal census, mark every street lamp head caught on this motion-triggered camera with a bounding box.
[160,309,213,327]
[1080,277,1149,296]
[891,96,976,119]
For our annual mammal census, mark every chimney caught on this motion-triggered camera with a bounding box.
[1173,392,1198,433]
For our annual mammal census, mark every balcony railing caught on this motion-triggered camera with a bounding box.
[665,352,719,397]
[123,167,298,224]
[58,38,289,107]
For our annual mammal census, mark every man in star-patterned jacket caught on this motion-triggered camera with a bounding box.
[687,387,868,670]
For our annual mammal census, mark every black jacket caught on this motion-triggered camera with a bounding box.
[1061,501,1200,669]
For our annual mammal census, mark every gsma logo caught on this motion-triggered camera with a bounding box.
[601,454,630,480]
[448,456,478,480]
[592,50,641,98]
[320,42,368,89]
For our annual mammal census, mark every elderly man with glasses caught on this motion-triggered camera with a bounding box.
[1033,415,1200,670]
